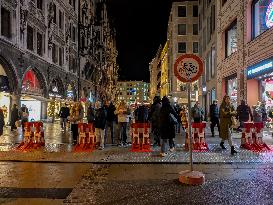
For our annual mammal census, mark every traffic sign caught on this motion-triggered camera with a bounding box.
[174,54,204,83]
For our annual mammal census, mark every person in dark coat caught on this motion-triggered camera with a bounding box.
[94,101,107,150]
[87,103,95,124]
[236,100,253,131]
[0,108,4,136]
[105,101,116,144]
[20,104,29,133]
[149,96,162,146]
[191,101,204,123]
[10,104,20,131]
[159,96,179,157]
[135,101,149,123]
[209,100,220,137]
[59,103,70,131]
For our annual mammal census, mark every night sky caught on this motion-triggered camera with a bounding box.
[106,0,173,82]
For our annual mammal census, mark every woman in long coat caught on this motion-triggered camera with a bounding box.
[219,95,237,155]
[159,96,179,157]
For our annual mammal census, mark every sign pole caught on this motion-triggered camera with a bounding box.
[187,82,193,172]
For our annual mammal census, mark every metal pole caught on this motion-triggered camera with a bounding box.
[187,82,193,172]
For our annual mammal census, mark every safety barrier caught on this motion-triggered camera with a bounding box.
[73,123,96,152]
[131,123,151,152]
[16,122,45,151]
[241,122,271,152]
[185,122,208,151]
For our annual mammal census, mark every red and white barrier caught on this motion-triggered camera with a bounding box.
[131,123,151,152]
[185,122,208,151]
[73,123,96,152]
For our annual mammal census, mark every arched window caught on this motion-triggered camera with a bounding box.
[252,0,273,39]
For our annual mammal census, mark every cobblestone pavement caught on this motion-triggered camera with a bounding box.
[0,162,90,205]
[64,163,273,205]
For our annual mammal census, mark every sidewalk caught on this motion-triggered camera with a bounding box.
[0,123,273,163]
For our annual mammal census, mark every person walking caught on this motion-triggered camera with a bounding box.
[70,103,84,144]
[219,95,237,155]
[115,100,131,147]
[94,101,107,150]
[10,104,20,131]
[87,103,95,124]
[149,96,162,146]
[191,101,204,123]
[105,101,116,145]
[159,96,179,157]
[20,104,29,133]
[59,103,70,131]
[236,100,253,131]
[0,108,4,136]
[260,101,268,126]
[209,100,220,137]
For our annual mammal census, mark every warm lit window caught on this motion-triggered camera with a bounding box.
[252,0,273,39]
[225,20,238,57]
[1,7,11,39]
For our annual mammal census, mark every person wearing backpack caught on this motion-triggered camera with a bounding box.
[236,100,253,131]
[191,101,204,123]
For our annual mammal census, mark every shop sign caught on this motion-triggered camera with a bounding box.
[266,2,273,29]
[247,58,273,79]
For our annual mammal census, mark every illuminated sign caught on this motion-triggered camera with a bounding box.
[266,2,273,29]
[247,58,273,79]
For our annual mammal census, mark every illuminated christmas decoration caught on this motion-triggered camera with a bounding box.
[266,2,273,29]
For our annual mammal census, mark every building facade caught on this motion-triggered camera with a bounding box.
[167,0,199,104]
[0,0,117,122]
[117,81,150,105]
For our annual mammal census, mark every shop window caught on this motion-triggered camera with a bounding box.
[52,44,58,64]
[37,0,43,10]
[37,32,43,56]
[193,42,199,53]
[178,24,186,35]
[59,47,63,66]
[225,20,238,57]
[178,42,186,53]
[193,24,198,35]
[1,7,11,39]
[193,5,198,17]
[27,25,34,51]
[252,0,273,39]
[178,6,187,17]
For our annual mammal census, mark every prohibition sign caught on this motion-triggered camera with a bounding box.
[174,54,204,83]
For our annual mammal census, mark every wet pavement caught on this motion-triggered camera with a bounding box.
[64,163,273,205]
[0,162,90,205]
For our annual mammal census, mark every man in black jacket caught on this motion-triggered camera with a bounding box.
[94,101,107,150]
[105,101,116,145]
[59,103,70,131]
[209,100,220,137]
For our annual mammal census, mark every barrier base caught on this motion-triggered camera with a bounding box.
[15,141,45,151]
[73,143,95,152]
[179,170,205,185]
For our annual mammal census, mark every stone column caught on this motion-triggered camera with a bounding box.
[41,101,48,122]
[11,94,21,107]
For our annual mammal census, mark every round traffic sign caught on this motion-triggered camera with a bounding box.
[174,54,204,83]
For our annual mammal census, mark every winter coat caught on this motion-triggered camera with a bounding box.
[219,103,236,140]
[150,102,162,128]
[87,106,95,122]
[94,107,107,129]
[106,103,116,122]
[159,104,178,139]
[209,104,219,121]
[260,105,267,122]
[59,107,70,118]
[191,105,204,122]
[135,105,149,123]
[10,108,20,125]
[237,104,253,122]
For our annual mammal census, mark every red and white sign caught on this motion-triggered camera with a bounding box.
[174,54,204,83]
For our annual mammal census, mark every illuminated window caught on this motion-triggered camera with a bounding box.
[225,20,237,57]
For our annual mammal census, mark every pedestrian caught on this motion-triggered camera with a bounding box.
[236,100,253,131]
[59,103,70,131]
[180,106,188,130]
[149,96,162,146]
[209,100,220,137]
[191,101,204,123]
[0,108,4,136]
[115,100,131,147]
[87,103,95,124]
[252,105,262,122]
[134,101,149,123]
[70,102,84,144]
[94,101,107,149]
[10,104,20,131]
[20,104,29,133]
[105,101,116,144]
[159,96,179,157]
[260,101,267,125]
[219,95,237,155]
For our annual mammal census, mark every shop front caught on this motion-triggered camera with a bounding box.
[225,75,238,107]
[0,64,11,124]
[20,69,47,122]
[247,57,273,108]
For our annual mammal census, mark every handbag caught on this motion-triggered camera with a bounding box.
[231,116,238,128]
[169,113,178,125]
